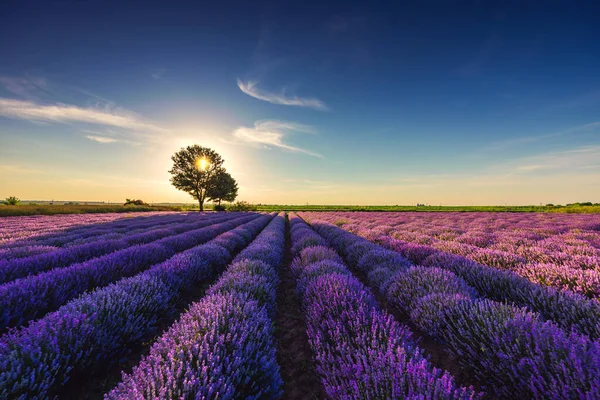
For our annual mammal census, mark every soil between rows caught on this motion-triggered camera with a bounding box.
[274,215,325,400]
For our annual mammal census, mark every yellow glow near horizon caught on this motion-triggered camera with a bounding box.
[196,157,210,171]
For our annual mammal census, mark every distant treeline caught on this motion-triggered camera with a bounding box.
[0,201,256,217]
[253,204,600,213]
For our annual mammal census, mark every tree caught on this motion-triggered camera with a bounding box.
[124,199,149,206]
[4,196,20,205]
[206,171,238,207]
[168,145,226,211]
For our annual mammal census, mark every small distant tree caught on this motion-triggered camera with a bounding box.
[4,196,20,205]
[168,145,226,211]
[206,171,238,208]
[124,199,149,206]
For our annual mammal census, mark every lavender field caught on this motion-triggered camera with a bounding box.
[1,211,600,399]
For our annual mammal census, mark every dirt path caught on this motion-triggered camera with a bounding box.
[274,214,325,400]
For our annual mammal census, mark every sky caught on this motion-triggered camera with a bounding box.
[1,1,599,205]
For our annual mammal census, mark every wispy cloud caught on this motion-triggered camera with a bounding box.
[481,122,600,152]
[150,68,166,79]
[232,120,322,157]
[0,76,49,99]
[81,129,143,145]
[384,146,600,191]
[85,135,119,143]
[0,98,169,133]
[237,79,328,111]
[482,145,600,176]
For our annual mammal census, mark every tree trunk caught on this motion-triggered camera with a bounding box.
[218,199,222,206]
[198,198,203,212]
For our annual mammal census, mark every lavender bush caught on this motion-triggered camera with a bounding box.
[0,213,261,330]
[0,214,274,398]
[0,212,241,283]
[288,213,479,399]
[106,213,285,399]
[300,212,600,398]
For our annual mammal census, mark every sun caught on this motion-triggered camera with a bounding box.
[196,157,210,171]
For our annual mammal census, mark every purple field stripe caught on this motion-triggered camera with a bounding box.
[431,239,600,296]
[0,213,233,271]
[106,213,285,399]
[313,212,600,340]
[0,245,57,260]
[0,212,204,251]
[0,211,199,255]
[326,211,600,274]
[288,213,479,399]
[0,212,245,283]
[301,212,600,399]
[0,213,276,399]
[381,236,600,341]
[0,212,169,243]
[0,213,261,331]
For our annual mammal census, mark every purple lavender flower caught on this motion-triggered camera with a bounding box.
[0,214,275,398]
[385,266,476,312]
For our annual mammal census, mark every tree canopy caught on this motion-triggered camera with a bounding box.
[206,171,238,206]
[168,145,237,211]
[4,196,20,205]
[124,199,149,206]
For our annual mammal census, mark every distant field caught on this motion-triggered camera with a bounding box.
[2,203,599,216]
[255,204,600,213]
[0,204,186,217]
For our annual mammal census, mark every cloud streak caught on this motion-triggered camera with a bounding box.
[237,79,328,110]
[481,122,600,152]
[233,120,322,157]
[0,98,169,133]
[85,135,119,143]
[0,76,49,99]
[151,68,166,79]
[505,145,600,174]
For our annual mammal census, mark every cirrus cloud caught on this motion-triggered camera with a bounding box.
[0,98,169,133]
[233,120,322,157]
[237,79,328,111]
[84,135,119,143]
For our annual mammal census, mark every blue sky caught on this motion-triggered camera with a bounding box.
[1,1,599,205]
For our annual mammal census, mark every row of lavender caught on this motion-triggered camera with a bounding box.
[313,212,600,341]
[0,213,260,331]
[339,211,600,264]
[0,212,204,252]
[0,213,218,264]
[0,211,176,244]
[335,212,600,299]
[300,212,600,399]
[0,212,248,282]
[106,212,286,398]
[0,212,275,398]
[288,213,479,398]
